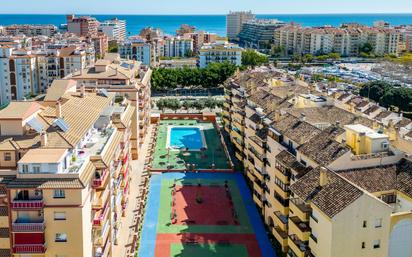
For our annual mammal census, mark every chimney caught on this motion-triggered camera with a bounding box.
[319,167,329,187]
[56,101,62,118]
[299,113,306,122]
[41,132,48,147]
[80,83,86,97]
[274,110,281,122]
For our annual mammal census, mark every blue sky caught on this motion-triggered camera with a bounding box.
[1,0,412,14]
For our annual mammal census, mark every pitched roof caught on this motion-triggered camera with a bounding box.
[298,126,350,167]
[7,178,85,189]
[275,150,312,178]
[44,79,77,102]
[290,167,363,218]
[18,148,67,163]
[0,102,43,120]
[271,113,322,145]
[336,158,412,199]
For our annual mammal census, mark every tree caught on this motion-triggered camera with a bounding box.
[108,41,118,53]
[241,49,269,67]
[360,43,373,57]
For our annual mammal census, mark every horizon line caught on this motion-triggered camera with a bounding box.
[1,12,412,16]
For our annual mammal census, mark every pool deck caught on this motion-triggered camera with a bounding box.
[150,120,233,172]
[138,172,276,257]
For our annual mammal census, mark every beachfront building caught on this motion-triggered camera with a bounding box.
[67,14,99,37]
[223,67,412,257]
[199,41,243,68]
[238,19,285,53]
[2,24,57,37]
[98,18,127,42]
[163,36,193,57]
[273,23,401,57]
[0,84,134,257]
[226,11,256,41]
[119,37,157,66]
[65,53,152,158]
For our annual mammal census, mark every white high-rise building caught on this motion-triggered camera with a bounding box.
[226,11,255,41]
[163,37,193,57]
[98,18,126,42]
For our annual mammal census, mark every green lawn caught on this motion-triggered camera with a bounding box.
[157,178,253,234]
[170,243,249,257]
[152,120,231,170]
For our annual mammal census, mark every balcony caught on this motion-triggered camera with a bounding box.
[13,244,46,254]
[273,194,289,216]
[288,234,310,257]
[12,220,45,232]
[93,188,110,210]
[253,194,263,208]
[11,198,44,209]
[273,211,288,231]
[253,180,264,196]
[289,216,311,241]
[93,169,109,189]
[93,203,110,227]
[94,221,110,246]
[272,226,288,252]
[289,198,311,222]
[274,166,290,184]
[274,183,290,199]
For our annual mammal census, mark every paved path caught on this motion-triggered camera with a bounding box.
[112,125,153,257]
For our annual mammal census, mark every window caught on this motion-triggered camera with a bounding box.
[53,189,65,199]
[33,165,41,173]
[362,242,365,249]
[363,220,367,228]
[375,218,382,228]
[4,153,11,161]
[55,233,67,242]
[54,212,66,220]
[373,240,380,249]
[21,165,29,173]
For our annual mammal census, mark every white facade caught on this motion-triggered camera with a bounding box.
[163,37,193,57]
[199,41,243,68]
[226,11,255,41]
[98,19,126,42]
[119,38,156,66]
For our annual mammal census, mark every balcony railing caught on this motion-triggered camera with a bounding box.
[93,204,109,227]
[12,221,45,232]
[93,169,109,188]
[13,244,46,253]
[11,199,44,209]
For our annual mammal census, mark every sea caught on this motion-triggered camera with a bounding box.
[0,14,412,36]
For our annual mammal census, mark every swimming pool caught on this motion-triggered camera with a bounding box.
[167,126,206,150]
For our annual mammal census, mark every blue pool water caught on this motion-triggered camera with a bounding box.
[169,127,203,150]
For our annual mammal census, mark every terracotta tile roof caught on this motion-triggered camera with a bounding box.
[0,249,10,257]
[0,101,43,120]
[375,110,392,121]
[271,114,322,145]
[0,228,8,238]
[18,149,67,163]
[396,118,412,128]
[44,79,77,102]
[363,105,380,115]
[7,178,85,189]
[287,106,373,128]
[298,126,350,167]
[336,158,412,199]
[290,167,363,218]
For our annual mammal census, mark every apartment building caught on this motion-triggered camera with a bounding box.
[183,31,218,52]
[176,24,196,36]
[274,23,401,57]
[223,67,412,257]
[238,19,285,53]
[118,37,157,66]
[2,25,57,37]
[0,44,94,106]
[226,11,256,41]
[98,18,126,42]
[163,37,193,57]
[0,84,134,257]
[199,41,243,68]
[91,32,109,57]
[67,15,99,37]
[66,54,152,158]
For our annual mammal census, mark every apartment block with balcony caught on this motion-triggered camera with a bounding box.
[199,41,243,68]
[66,53,152,159]
[222,66,412,257]
[0,84,135,257]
